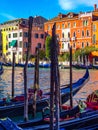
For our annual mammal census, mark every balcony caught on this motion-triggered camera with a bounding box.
[72,37,76,41]
[60,37,71,42]
[60,48,69,52]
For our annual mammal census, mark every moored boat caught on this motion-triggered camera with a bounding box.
[18,101,98,130]
[0,69,89,118]
[0,63,4,75]
[72,64,92,69]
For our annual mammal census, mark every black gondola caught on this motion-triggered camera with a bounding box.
[0,69,89,118]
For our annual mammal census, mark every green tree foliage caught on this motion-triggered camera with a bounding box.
[74,46,98,60]
[45,35,52,59]
[39,50,46,60]
[58,52,70,61]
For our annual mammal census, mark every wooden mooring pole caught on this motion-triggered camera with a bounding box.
[24,16,33,122]
[12,52,15,98]
[69,46,73,108]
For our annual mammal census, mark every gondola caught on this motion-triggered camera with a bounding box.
[18,101,98,130]
[0,117,22,130]
[0,63,4,75]
[26,110,98,130]
[0,69,89,118]
[72,64,92,69]
[92,65,98,69]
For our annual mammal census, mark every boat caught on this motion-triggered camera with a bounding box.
[0,69,89,118]
[0,63,4,75]
[18,103,98,130]
[85,90,98,110]
[92,65,98,69]
[39,62,51,68]
[0,117,22,130]
[15,62,35,68]
[72,64,92,69]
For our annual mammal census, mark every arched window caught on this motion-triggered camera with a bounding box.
[82,30,84,37]
[68,32,70,38]
[82,42,84,48]
[62,33,64,38]
[86,30,89,37]
[73,43,76,48]
[73,32,76,37]
[86,42,89,46]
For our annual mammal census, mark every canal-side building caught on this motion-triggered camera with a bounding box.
[0,18,28,63]
[0,16,47,63]
[44,4,98,54]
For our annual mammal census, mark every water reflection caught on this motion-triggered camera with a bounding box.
[0,67,98,105]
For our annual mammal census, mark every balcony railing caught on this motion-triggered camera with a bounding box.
[72,37,76,41]
[60,37,71,42]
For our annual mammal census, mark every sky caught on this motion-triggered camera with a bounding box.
[0,0,98,23]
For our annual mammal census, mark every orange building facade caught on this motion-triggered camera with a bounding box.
[44,4,98,54]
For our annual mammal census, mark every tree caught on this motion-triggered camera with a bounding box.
[39,49,46,60]
[45,35,52,60]
[74,46,98,64]
[58,52,70,62]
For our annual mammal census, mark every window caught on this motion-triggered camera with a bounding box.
[57,24,60,29]
[93,34,96,44]
[6,45,8,50]
[93,25,96,32]
[20,32,22,37]
[73,32,76,37]
[7,52,11,55]
[73,22,76,27]
[19,52,22,55]
[40,34,44,39]
[48,25,50,30]
[9,34,11,38]
[68,32,70,38]
[78,30,80,33]
[82,30,84,37]
[86,30,89,37]
[24,42,28,48]
[35,33,38,38]
[19,41,22,47]
[73,43,76,48]
[82,42,84,48]
[62,33,64,38]
[62,24,65,29]
[86,42,89,46]
[83,20,88,26]
[13,33,17,38]
[24,32,28,37]
[68,23,70,28]
[22,20,26,25]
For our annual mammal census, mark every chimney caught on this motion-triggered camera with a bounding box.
[94,4,97,11]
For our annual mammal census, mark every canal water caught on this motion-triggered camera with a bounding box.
[0,66,98,105]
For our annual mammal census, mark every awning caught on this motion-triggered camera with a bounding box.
[9,40,17,47]
[91,51,98,57]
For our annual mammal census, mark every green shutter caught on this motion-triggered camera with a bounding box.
[9,40,17,47]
